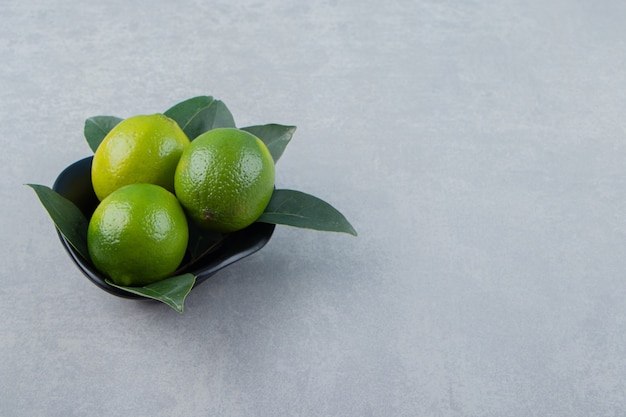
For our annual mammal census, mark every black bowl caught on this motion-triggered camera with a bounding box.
[52,156,275,299]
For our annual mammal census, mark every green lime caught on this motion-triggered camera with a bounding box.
[87,183,189,287]
[174,128,275,233]
[91,114,190,201]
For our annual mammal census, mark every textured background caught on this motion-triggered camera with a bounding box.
[2,0,626,415]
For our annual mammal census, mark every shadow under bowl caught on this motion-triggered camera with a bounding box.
[52,156,275,299]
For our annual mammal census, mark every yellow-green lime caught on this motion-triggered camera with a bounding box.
[174,128,275,233]
[87,183,189,287]
[91,114,190,201]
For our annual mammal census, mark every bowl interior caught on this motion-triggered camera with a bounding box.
[52,156,275,299]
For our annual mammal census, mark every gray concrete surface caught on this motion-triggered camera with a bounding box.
[2,0,626,415]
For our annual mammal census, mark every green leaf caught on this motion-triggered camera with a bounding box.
[258,189,357,236]
[186,224,224,260]
[27,184,91,260]
[164,96,236,140]
[106,273,197,313]
[84,116,123,152]
[241,124,297,163]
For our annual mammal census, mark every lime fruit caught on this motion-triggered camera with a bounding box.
[87,183,189,287]
[91,114,190,201]
[174,128,275,233]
